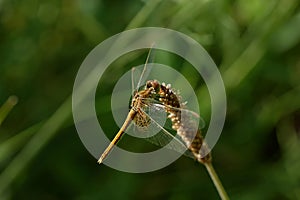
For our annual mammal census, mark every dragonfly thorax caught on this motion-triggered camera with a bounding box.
[130,80,162,111]
[130,87,153,111]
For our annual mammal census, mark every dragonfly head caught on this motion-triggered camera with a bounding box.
[146,80,160,93]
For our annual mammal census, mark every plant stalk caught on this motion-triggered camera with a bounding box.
[204,162,230,200]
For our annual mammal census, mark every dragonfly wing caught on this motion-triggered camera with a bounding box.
[140,108,195,159]
[141,98,205,129]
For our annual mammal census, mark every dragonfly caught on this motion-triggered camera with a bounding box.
[98,48,210,164]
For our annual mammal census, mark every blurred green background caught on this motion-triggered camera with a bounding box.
[1,0,300,199]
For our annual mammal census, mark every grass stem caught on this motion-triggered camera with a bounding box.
[204,162,230,200]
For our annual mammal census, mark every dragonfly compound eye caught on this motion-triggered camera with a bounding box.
[146,81,152,88]
[146,80,160,93]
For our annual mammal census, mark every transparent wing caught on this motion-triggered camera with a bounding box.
[139,106,195,159]
[129,98,204,159]
[140,97,205,130]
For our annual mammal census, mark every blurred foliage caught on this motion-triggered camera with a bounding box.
[0,0,300,199]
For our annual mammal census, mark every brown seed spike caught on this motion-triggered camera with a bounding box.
[150,80,211,164]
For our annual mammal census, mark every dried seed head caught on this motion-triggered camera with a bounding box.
[157,80,210,163]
